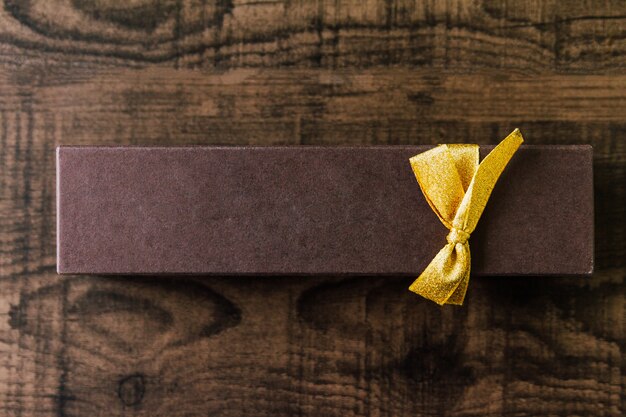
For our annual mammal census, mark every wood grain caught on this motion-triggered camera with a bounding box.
[0,1,624,416]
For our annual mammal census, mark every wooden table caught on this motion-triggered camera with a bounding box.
[0,1,624,416]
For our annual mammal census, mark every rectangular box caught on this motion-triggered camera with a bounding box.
[56,145,593,275]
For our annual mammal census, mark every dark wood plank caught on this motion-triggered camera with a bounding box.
[0,1,624,416]
[0,0,625,71]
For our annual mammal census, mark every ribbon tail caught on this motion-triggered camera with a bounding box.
[408,242,471,305]
[442,264,470,305]
[454,129,524,233]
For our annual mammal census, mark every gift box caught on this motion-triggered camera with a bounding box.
[56,142,593,277]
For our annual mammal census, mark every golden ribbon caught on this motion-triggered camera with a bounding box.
[408,129,524,305]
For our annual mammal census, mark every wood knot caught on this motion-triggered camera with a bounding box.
[118,374,145,407]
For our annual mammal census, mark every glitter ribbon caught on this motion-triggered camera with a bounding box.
[408,129,524,305]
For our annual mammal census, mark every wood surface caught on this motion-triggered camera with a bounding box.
[0,0,624,416]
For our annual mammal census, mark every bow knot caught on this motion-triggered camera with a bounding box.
[446,227,470,245]
[407,129,524,305]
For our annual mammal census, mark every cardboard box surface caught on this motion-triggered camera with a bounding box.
[56,145,594,276]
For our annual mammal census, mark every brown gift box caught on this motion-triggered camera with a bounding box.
[56,145,593,276]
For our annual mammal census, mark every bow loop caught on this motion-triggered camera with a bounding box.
[408,129,524,305]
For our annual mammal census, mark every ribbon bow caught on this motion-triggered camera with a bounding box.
[408,129,524,305]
